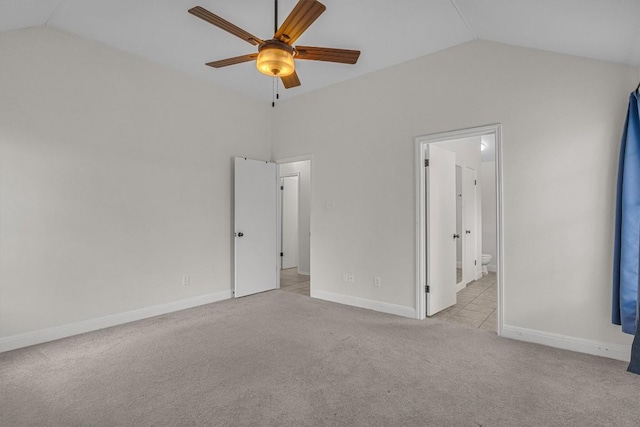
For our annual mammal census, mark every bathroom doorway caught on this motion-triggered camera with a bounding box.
[277,158,311,297]
[415,125,503,334]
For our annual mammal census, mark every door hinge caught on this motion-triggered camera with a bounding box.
[474,260,477,265]
[280,252,283,257]
[474,180,477,185]
[425,285,430,293]
[280,185,284,190]
[424,159,429,167]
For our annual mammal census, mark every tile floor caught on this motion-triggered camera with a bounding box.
[280,268,310,296]
[431,272,497,332]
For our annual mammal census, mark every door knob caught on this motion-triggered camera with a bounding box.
[453,234,460,239]
[237,232,244,237]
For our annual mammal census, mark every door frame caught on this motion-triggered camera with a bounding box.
[275,154,313,291]
[415,124,504,336]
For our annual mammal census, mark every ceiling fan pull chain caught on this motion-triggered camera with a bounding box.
[272,76,276,107]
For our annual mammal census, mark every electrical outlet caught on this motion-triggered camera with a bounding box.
[374,277,381,287]
[348,273,355,283]
[182,275,190,286]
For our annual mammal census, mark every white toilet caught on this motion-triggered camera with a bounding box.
[481,254,492,275]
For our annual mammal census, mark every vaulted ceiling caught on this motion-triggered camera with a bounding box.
[1,0,639,102]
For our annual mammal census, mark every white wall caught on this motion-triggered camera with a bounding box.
[434,136,482,171]
[272,40,637,349]
[0,27,271,338]
[278,161,311,275]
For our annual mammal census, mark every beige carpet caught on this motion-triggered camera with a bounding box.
[1,290,639,426]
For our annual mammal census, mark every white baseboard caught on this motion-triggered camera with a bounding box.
[0,290,232,353]
[297,270,310,276]
[311,289,416,319]
[501,325,631,362]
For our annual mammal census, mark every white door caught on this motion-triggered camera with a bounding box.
[462,167,477,283]
[455,165,463,284]
[281,176,299,269]
[234,157,278,298]
[426,145,457,316]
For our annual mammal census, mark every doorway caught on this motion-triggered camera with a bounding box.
[277,158,311,297]
[415,125,503,334]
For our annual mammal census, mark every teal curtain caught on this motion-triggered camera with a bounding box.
[612,88,640,374]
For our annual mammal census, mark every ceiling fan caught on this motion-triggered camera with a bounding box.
[188,0,361,89]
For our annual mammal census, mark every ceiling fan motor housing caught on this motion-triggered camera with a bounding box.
[256,40,295,77]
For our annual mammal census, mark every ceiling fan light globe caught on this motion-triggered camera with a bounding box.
[256,45,295,77]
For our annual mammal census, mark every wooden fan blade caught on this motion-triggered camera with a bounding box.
[206,54,258,68]
[281,71,301,89]
[295,46,360,64]
[274,0,326,45]
[189,6,264,46]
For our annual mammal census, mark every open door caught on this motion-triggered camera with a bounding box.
[426,144,457,315]
[281,175,299,270]
[234,157,278,298]
[462,167,477,284]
